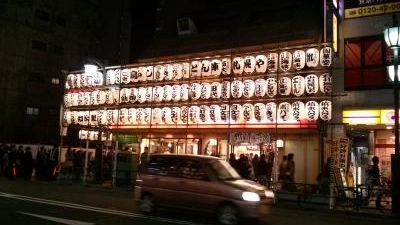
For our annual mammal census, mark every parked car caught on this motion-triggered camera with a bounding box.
[134,154,275,225]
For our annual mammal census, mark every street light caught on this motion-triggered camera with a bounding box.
[84,58,106,184]
[383,14,400,214]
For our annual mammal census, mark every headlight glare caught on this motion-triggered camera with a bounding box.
[242,191,260,201]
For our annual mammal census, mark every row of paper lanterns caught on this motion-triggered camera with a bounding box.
[65,47,332,89]
[64,73,331,107]
[64,100,332,126]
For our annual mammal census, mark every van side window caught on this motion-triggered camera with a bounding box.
[147,156,179,176]
[178,160,209,181]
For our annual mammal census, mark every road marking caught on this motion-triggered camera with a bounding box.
[0,192,207,225]
[18,212,94,225]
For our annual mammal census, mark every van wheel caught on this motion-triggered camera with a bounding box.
[217,204,239,225]
[140,194,156,213]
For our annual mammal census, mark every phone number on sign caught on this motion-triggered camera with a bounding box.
[345,2,400,19]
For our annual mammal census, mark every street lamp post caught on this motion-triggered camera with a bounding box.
[384,15,400,214]
[84,58,106,184]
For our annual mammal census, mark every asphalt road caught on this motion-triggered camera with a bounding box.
[0,178,399,225]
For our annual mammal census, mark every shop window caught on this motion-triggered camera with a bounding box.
[344,36,386,90]
[35,9,50,21]
[32,40,47,52]
[51,77,60,85]
[26,107,40,116]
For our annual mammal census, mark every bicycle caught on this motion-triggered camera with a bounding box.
[354,176,392,212]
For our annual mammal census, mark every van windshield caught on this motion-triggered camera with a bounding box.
[208,159,241,180]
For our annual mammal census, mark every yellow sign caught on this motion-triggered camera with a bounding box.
[345,2,400,19]
[343,109,397,125]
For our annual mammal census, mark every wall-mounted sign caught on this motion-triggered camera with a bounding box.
[344,0,400,19]
[229,132,271,145]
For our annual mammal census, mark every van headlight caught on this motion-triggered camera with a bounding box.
[242,191,260,202]
[265,190,275,199]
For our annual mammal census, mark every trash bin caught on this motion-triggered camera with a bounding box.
[116,152,139,187]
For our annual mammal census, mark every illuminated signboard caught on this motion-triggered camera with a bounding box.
[343,109,398,125]
[344,0,400,19]
[332,13,338,52]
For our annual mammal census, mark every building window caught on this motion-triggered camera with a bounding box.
[56,16,66,27]
[35,9,50,21]
[344,36,386,90]
[26,107,40,116]
[32,40,47,52]
[51,77,60,85]
[49,108,58,116]
[54,45,64,55]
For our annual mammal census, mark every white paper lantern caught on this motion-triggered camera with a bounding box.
[164,64,173,81]
[129,88,138,103]
[242,103,254,122]
[81,111,90,126]
[191,60,202,77]
[180,106,188,123]
[221,81,231,99]
[267,53,278,72]
[171,107,181,123]
[75,74,82,88]
[230,104,243,123]
[305,74,319,94]
[231,80,243,98]
[64,94,71,107]
[66,74,74,89]
[138,66,147,82]
[254,79,266,97]
[143,108,152,124]
[278,102,291,122]
[97,110,107,125]
[188,106,200,123]
[106,70,115,85]
[71,93,78,106]
[221,58,231,75]
[291,101,305,121]
[76,92,84,106]
[243,79,255,98]
[64,110,71,125]
[127,108,136,124]
[190,83,202,100]
[145,87,153,102]
[279,51,292,72]
[319,73,332,94]
[180,84,189,101]
[293,50,306,70]
[89,110,98,126]
[172,63,183,80]
[243,55,256,74]
[319,100,332,121]
[152,86,163,102]
[320,46,332,67]
[232,57,244,75]
[121,68,131,84]
[137,87,146,103]
[182,62,190,79]
[201,60,211,77]
[114,69,121,84]
[70,111,78,124]
[266,78,277,97]
[154,65,164,81]
[69,74,77,88]
[171,85,181,102]
[163,85,173,101]
[210,82,222,99]
[152,108,162,124]
[89,90,96,105]
[119,108,128,125]
[113,89,120,105]
[106,110,118,125]
[130,68,139,83]
[97,90,106,105]
[254,103,266,122]
[83,92,91,105]
[146,66,154,81]
[78,130,88,140]
[278,77,291,96]
[209,105,221,123]
[199,105,210,123]
[255,54,267,73]
[80,73,87,87]
[306,101,319,121]
[119,88,130,103]
[200,82,211,99]
[265,102,276,123]
[220,104,230,123]
[93,72,103,86]
[210,59,222,76]
[306,48,320,68]
[292,75,305,96]
[136,108,144,124]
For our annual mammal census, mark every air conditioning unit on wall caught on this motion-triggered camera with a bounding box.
[176,17,197,36]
